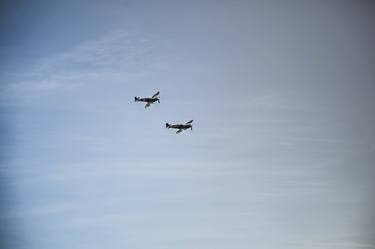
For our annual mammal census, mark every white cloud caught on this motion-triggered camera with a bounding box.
[6,29,173,99]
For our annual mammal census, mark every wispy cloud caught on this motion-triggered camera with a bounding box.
[0,202,79,220]
[5,29,174,100]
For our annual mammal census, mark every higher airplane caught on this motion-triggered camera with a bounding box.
[134,91,160,108]
[166,120,193,134]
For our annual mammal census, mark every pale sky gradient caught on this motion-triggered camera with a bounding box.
[1,1,375,249]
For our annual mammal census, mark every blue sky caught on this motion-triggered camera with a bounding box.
[1,1,375,249]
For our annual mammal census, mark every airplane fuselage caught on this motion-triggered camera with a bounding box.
[135,97,159,103]
[167,124,192,130]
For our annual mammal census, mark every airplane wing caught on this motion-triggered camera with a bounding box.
[176,129,183,134]
[185,120,193,124]
[145,102,151,108]
[152,91,160,98]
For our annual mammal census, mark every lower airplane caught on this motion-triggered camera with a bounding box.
[134,91,160,108]
[166,120,193,134]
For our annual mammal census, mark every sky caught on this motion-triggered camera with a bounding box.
[0,1,375,249]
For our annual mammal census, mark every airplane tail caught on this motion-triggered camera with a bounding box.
[134,97,139,102]
[166,123,170,128]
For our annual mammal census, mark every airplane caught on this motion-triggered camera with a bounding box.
[166,120,193,134]
[134,91,160,108]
